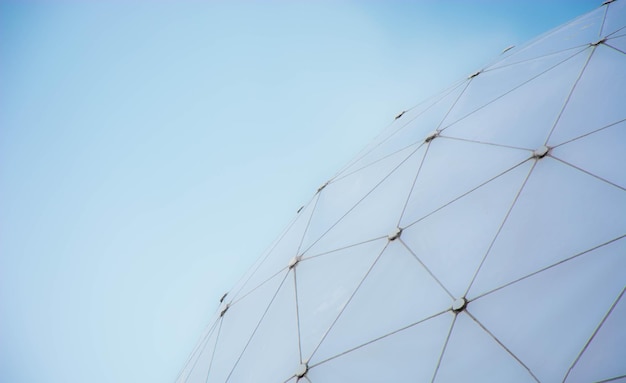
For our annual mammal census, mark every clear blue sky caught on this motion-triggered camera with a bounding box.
[0,1,598,382]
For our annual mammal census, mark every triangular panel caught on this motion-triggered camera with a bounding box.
[565,289,626,383]
[206,273,285,383]
[399,136,530,227]
[605,34,626,51]
[602,0,626,37]
[469,157,626,297]
[226,274,299,383]
[468,236,626,383]
[296,239,388,362]
[305,146,426,256]
[551,120,626,190]
[548,44,626,146]
[442,49,591,149]
[401,162,533,298]
[434,313,536,383]
[307,313,452,383]
[309,240,451,365]
[300,145,416,254]
[331,143,420,193]
[440,48,588,129]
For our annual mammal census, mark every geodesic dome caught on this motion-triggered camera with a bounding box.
[177,2,626,382]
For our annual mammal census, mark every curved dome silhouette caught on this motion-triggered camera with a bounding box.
[178,2,626,382]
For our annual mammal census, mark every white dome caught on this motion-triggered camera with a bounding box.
[178,2,626,382]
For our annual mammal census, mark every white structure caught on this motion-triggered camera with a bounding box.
[178,2,626,382]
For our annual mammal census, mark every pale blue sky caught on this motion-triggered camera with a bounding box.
[0,1,598,382]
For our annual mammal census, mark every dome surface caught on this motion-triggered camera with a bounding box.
[178,2,626,382]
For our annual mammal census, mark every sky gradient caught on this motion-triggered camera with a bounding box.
[0,1,599,382]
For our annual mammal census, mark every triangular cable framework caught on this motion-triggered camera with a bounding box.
[178,2,626,382]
